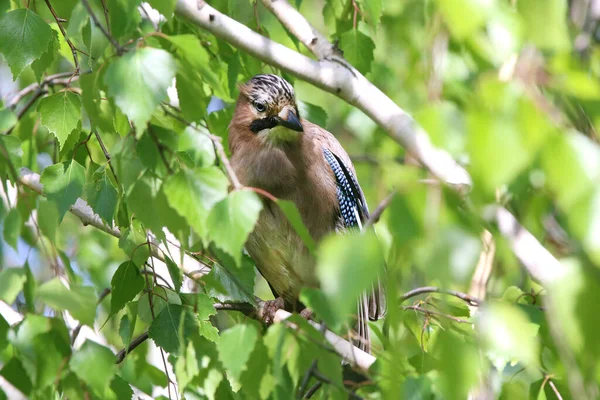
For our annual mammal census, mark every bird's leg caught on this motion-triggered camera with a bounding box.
[259,297,285,325]
[299,308,313,320]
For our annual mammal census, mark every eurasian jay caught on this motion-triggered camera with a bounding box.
[228,74,386,352]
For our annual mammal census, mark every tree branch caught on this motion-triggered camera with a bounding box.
[173,0,565,287]
[174,0,471,189]
[17,167,376,371]
[400,286,481,306]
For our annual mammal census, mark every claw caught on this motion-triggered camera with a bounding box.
[260,297,285,324]
[299,308,313,320]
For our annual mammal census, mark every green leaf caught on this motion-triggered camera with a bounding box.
[163,167,229,241]
[0,268,26,304]
[147,0,177,18]
[476,301,540,370]
[176,70,209,123]
[0,9,53,79]
[148,304,199,354]
[165,256,183,293]
[126,175,188,239]
[0,107,17,131]
[40,160,86,221]
[207,191,262,265]
[36,278,96,326]
[119,301,138,348]
[109,375,134,400]
[37,91,82,150]
[316,231,383,324]
[436,0,493,39]
[137,289,181,324]
[434,331,480,400]
[297,100,328,128]
[37,199,59,241]
[0,135,23,181]
[339,29,375,75]
[517,0,570,52]
[23,262,36,313]
[0,315,8,352]
[299,288,337,328]
[276,199,316,255]
[104,47,176,131]
[175,341,200,391]
[178,125,216,167]
[0,358,32,396]
[357,0,382,27]
[31,30,59,82]
[86,166,118,224]
[109,261,145,318]
[164,35,227,99]
[217,324,258,382]
[107,0,142,40]
[69,340,117,396]
[3,208,22,251]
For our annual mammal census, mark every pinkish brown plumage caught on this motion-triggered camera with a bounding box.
[228,74,385,353]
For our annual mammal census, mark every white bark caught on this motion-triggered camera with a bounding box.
[173,0,563,285]
[17,167,376,371]
[174,0,472,188]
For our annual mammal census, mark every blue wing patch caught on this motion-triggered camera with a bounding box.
[323,148,369,229]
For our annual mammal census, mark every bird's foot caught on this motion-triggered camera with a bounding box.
[299,308,313,320]
[260,297,285,325]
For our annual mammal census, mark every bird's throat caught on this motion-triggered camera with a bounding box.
[258,125,301,145]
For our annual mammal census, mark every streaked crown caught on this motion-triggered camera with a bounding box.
[245,74,296,110]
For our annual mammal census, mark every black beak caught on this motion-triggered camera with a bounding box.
[276,110,303,132]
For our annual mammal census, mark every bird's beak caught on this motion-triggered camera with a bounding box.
[275,109,303,132]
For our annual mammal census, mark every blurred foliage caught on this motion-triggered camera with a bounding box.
[0,0,599,398]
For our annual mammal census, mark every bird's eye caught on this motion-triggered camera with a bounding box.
[254,102,267,112]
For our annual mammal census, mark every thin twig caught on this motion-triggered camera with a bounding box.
[5,89,47,135]
[297,360,318,399]
[93,130,120,185]
[363,191,396,230]
[161,106,242,189]
[81,0,123,54]
[400,286,481,306]
[99,0,110,31]
[44,0,79,78]
[304,382,322,398]
[115,331,149,363]
[7,71,78,108]
[548,379,564,400]
[147,126,174,174]
[403,305,471,324]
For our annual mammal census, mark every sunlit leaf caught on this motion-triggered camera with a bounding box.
[207,191,262,266]
[36,278,96,326]
[40,160,86,221]
[69,340,117,396]
[0,9,53,79]
[217,323,258,383]
[148,303,199,354]
[0,268,26,304]
[109,261,145,318]
[104,47,176,131]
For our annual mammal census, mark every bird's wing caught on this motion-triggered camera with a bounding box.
[322,146,387,322]
[322,147,369,229]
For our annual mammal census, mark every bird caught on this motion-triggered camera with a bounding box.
[228,74,386,353]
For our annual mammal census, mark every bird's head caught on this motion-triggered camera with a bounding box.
[231,74,303,147]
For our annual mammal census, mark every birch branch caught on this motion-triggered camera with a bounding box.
[174,0,471,189]
[17,167,376,371]
[173,0,564,287]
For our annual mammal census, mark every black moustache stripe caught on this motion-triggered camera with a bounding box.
[250,117,278,133]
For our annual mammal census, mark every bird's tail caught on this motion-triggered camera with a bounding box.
[353,293,372,354]
[368,277,387,320]
[352,278,386,355]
